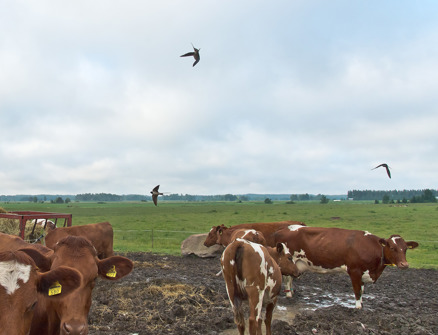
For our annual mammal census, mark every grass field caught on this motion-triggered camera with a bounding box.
[2,200,437,268]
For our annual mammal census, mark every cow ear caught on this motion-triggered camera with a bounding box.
[18,247,52,272]
[276,243,284,254]
[98,256,134,280]
[379,238,388,247]
[218,226,227,235]
[406,241,419,249]
[37,266,82,298]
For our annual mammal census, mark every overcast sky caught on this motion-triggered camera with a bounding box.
[1,1,437,196]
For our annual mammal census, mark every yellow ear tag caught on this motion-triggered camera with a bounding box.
[48,281,62,296]
[106,265,117,278]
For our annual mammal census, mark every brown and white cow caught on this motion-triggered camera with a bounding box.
[204,221,305,247]
[0,248,81,335]
[30,235,133,335]
[274,225,419,308]
[30,219,56,231]
[45,222,114,259]
[221,239,299,335]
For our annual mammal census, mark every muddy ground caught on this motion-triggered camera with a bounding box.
[89,252,437,335]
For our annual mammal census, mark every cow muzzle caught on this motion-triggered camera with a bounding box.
[62,320,88,335]
[397,261,409,269]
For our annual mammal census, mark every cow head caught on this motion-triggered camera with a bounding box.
[34,236,133,335]
[267,243,300,277]
[379,235,419,269]
[204,225,227,247]
[0,250,81,335]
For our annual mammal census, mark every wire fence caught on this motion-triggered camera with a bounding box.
[112,229,438,253]
[113,229,205,250]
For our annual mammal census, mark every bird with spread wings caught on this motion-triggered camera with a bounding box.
[180,43,200,67]
[372,164,391,179]
[150,185,164,206]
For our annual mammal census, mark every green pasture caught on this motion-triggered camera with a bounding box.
[2,200,437,268]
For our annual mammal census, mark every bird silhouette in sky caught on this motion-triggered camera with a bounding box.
[372,163,391,179]
[150,185,164,206]
[180,43,200,67]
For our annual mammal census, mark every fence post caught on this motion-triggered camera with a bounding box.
[151,229,154,249]
[19,216,26,239]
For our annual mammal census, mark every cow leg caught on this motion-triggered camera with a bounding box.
[349,270,364,309]
[283,275,293,297]
[264,298,277,335]
[247,287,264,335]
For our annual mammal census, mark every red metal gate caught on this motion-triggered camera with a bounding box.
[0,211,72,239]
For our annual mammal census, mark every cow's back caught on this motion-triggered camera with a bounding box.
[228,229,267,246]
[228,221,304,246]
[0,232,53,257]
[0,232,24,251]
[45,222,114,259]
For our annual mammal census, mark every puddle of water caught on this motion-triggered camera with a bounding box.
[303,292,355,309]
[301,289,377,310]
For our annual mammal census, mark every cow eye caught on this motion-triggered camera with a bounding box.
[27,301,38,312]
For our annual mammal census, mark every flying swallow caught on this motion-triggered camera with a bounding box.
[180,43,200,67]
[372,164,391,179]
[150,185,164,206]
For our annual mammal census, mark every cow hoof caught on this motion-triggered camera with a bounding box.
[284,289,293,298]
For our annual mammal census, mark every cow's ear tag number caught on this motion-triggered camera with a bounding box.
[48,281,62,296]
[106,265,117,278]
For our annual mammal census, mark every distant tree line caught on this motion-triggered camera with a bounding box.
[75,193,123,201]
[410,189,437,203]
[162,194,240,201]
[0,195,75,202]
[289,194,332,201]
[73,193,242,202]
[2,190,436,203]
[348,189,437,202]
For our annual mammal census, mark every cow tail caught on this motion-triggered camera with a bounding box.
[235,245,244,281]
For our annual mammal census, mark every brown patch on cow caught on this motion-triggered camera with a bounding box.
[0,249,34,265]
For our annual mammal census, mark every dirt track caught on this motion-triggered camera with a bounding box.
[89,252,437,335]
